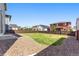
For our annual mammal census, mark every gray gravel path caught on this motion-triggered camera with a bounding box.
[0,34,18,56]
[35,36,79,56]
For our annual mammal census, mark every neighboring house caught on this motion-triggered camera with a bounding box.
[9,24,20,30]
[72,26,76,31]
[32,25,50,31]
[0,3,7,34]
[50,22,71,33]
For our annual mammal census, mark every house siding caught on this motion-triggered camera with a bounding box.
[50,22,71,34]
[0,6,5,34]
[32,25,49,31]
[0,3,7,34]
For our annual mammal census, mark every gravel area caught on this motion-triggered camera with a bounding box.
[35,36,79,56]
[0,34,18,56]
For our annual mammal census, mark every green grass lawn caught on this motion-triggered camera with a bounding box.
[21,33,68,46]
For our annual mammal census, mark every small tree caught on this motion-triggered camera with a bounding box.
[69,28,73,32]
[51,25,56,33]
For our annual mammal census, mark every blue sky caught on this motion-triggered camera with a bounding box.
[6,3,79,27]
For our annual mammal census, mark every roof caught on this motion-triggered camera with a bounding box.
[50,22,71,25]
[32,25,49,28]
[10,24,19,28]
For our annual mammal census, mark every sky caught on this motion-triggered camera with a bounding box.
[6,3,79,27]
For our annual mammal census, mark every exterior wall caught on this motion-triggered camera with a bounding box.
[43,28,47,31]
[32,27,38,31]
[5,15,11,32]
[50,22,71,32]
[12,28,18,30]
[5,16,10,25]
[32,26,48,31]
[38,26,42,31]
[0,4,6,34]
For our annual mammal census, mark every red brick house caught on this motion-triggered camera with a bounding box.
[50,22,71,34]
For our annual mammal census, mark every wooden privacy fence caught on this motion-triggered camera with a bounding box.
[13,30,75,36]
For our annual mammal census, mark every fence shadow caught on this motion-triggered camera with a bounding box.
[52,37,65,46]
[35,36,78,56]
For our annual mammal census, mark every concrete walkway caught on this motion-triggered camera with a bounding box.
[4,35,47,56]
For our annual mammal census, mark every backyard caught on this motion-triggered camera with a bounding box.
[20,33,68,46]
[5,33,78,56]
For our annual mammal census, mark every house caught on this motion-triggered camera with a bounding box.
[32,25,50,31]
[0,3,11,34]
[72,26,76,31]
[9,24,20,30]
[0,3,7,34]
[50,22,71,33]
